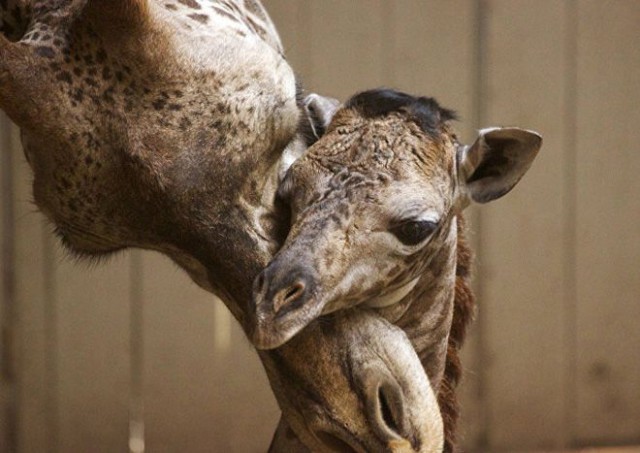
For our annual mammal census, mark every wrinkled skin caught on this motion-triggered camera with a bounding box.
[0,1,444,451]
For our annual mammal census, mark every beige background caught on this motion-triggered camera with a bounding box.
[1,1,639,452]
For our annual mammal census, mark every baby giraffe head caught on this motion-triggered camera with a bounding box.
[249,89,541,349]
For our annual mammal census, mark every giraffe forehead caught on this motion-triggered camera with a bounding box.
[309,139,454,202]
[311,114,456,178]
[288,122,455,223]
[383,123,457,177]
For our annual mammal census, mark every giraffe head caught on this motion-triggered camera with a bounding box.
[249,89,542,349]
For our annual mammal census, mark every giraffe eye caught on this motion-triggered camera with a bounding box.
[390,220,438,246]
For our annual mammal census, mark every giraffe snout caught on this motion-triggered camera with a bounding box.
[254,266,312,315]
[249,263,322,349]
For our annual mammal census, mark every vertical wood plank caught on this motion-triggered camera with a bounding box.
[129,250,145,453]
[391,0,476,141]
[305,0,385,97]
[219,320,281,453]
[141,252,278,453]
[0,114,11,453]
[390,1,483,448]
[480,1,571,449]
[574,0,640,445]
[263,0,308,71]
[54,249,131,452]
[10,122,55,453]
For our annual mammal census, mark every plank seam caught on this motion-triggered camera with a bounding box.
[472,0,490,449]
[1,112,17,453]
[563,0,578,448]
[129,251,145,453]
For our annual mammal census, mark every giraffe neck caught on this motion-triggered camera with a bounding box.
[376,217,459,389]
[379,214,475,453]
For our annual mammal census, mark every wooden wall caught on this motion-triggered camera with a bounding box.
[1,1,639,452]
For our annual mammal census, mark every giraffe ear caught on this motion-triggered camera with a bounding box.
[278,94,341,184]
[303,93,341,141]
[457,127,542,207]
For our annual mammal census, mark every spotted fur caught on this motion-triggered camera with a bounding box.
[1,0,299,270]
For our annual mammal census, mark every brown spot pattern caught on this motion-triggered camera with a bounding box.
[188,13,209,24]
[177,0,201,9]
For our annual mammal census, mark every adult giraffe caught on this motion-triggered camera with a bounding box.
[0,0,443,451]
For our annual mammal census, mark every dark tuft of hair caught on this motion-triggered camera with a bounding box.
[345,88,457,137]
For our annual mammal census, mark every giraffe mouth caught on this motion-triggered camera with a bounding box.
[248,264,326,350]
[249,301,325,350]
[248,267,422,349]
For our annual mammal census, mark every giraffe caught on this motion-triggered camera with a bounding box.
[0,1,445,451]
[250,89,542,450]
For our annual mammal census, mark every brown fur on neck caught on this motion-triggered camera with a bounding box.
[438,213,475,452]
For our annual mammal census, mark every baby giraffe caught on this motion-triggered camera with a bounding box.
[250,88,541,451]
[249,88,541,355]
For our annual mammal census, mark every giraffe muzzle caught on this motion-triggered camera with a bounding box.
[264,310,444,453]
[249,263,324,349]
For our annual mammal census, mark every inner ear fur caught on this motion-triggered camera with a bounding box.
[457,127,542,205]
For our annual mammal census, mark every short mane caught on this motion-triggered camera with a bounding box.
[439,214,476,453]
[345,88,457,137]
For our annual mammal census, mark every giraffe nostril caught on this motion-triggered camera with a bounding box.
[251,270,270,314]
[273,280,306,314]
[378,385,401,438]
[366,377,410,445]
